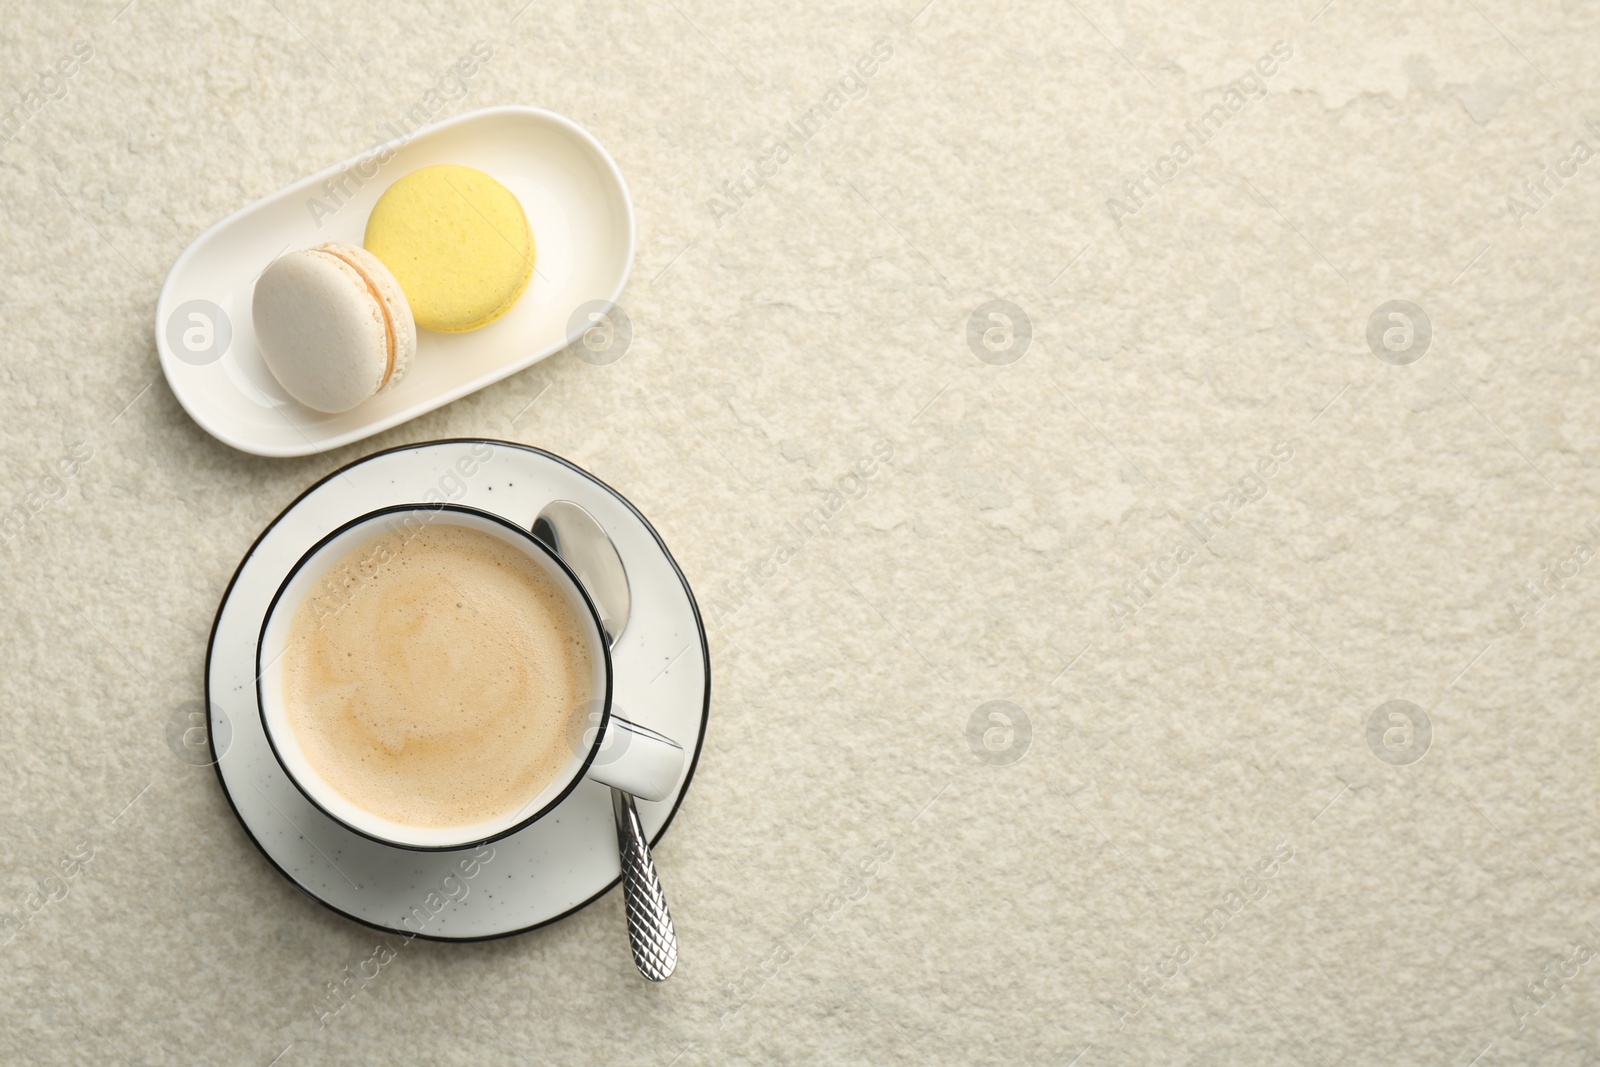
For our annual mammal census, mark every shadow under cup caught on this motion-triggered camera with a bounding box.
[255,504,614,851]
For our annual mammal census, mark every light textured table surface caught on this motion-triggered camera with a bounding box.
[4,1,1600,1064]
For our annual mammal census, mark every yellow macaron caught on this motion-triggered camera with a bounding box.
[363,165,534,333]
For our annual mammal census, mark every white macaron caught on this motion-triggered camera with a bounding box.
[253,243,416,414]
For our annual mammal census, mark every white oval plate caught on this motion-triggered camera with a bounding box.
[205,440,709,939]
[156,107,634,458]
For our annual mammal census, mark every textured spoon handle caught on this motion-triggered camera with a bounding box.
[612,787,678,981]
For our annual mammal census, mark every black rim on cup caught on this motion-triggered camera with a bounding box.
[252,501,616,852]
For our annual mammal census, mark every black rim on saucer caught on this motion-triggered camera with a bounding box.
[204,439,711,942]
[253,501,616,853]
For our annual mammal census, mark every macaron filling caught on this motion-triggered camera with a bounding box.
[313,245,397,391]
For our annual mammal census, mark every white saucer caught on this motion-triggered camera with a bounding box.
[205,440,709,940]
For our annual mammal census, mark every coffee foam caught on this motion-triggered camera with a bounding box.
[281,522,593,828]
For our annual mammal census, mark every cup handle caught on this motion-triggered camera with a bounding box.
[585,714,685,803]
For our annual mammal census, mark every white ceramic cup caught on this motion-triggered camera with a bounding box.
[255,503,684,851]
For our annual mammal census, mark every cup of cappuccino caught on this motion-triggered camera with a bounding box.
[255,503,685,850]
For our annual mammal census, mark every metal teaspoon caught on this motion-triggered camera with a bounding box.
[532,500,678,981]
